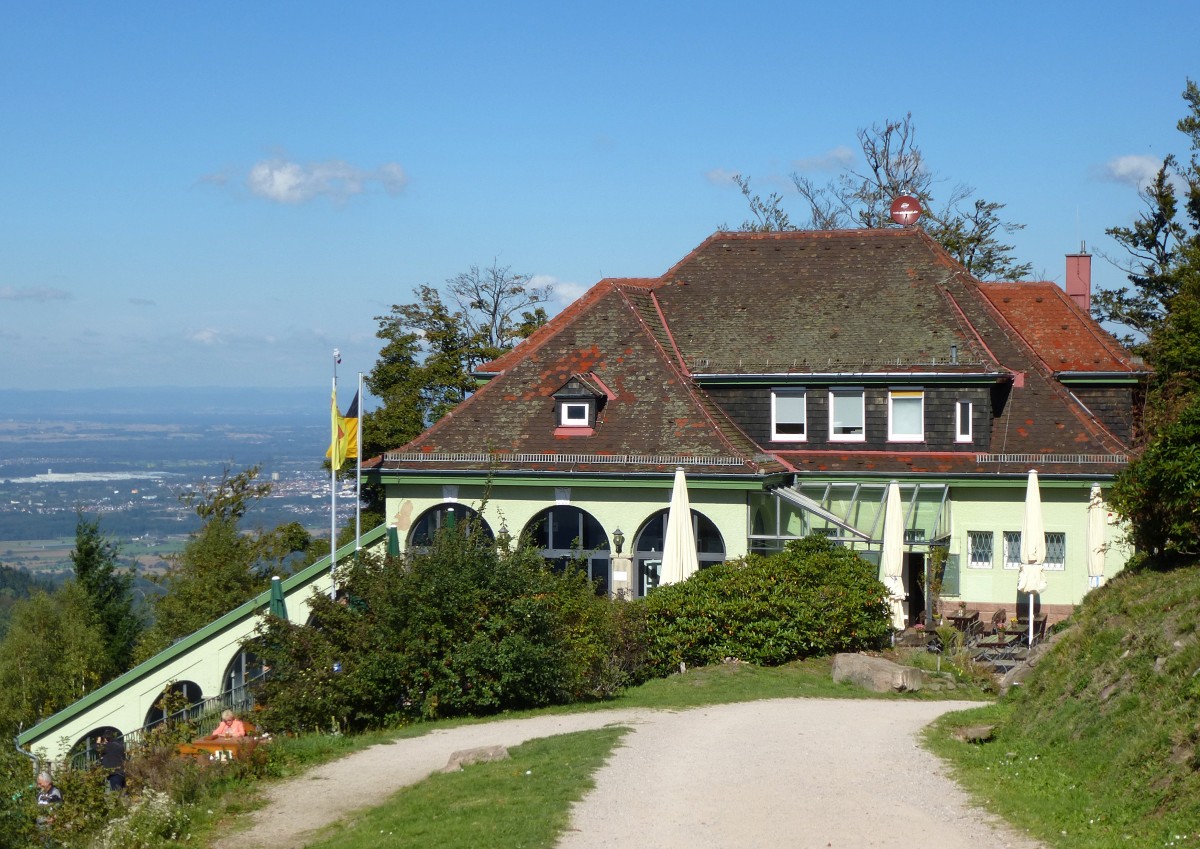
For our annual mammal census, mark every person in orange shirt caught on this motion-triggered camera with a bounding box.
[211,709,246,738]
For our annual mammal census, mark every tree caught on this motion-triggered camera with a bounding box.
[136,466,310,660]
[362,261,551,460]
[0,584,110,730]
[1106,80,1200,567]
[69,514,141,673]
[1095,79,1200,348]
[734,114,1032,280]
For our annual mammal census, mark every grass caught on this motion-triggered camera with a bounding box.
[925,562,1200,849]
[304,727,629,849]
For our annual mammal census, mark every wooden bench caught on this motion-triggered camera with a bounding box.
[177,722,264,762]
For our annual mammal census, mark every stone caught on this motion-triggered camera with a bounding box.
[441,745,510,772]
[831,653,927,693]
[951,724,996,743]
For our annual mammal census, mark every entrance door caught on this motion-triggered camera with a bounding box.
[905,552,927,626]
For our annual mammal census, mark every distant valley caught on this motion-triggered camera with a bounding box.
[0,386,359,576]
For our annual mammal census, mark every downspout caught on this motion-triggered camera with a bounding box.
[14,731,40,775]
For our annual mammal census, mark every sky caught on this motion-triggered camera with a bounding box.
[2,1,1196,395]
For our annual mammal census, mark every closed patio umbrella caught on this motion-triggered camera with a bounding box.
[269,575,288,620]
[1086,483,1106,588]
[1017,470,1047,645]
[659,467,699,586]
[879,480,907,630]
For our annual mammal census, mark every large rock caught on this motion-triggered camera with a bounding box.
[441,744,510,772]
[832,653,928,693]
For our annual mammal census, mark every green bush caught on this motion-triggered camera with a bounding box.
[93,789,191,849]
[636,536,890,678]
[251,525,633,731]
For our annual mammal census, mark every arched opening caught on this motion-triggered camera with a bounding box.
[222,648,268,707]
[143,680,203,729]
[68,725,123,770]
[408,504,493,548]
[633,509,725,596]
[523,506,611,594]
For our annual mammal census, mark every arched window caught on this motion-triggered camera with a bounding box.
[143,680,203,729]
[633,509,725,596]
[523,506,611,593]
[68,725,123,770]
[408,504,493,548]
[222,648,267,704]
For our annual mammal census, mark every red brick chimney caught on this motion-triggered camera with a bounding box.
[1066,243,1092,312]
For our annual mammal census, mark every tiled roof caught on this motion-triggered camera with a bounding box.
[380,280,776,477]
[652,230,1003,375]
[978,282,1143,374]
[375,229,1139,481]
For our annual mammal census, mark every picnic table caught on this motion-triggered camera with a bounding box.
[176,722,266,762]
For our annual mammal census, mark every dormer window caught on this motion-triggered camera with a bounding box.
[560,401,592,427]
[552,373,613,437]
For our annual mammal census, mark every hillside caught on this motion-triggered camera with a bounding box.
[933,563,1200,846]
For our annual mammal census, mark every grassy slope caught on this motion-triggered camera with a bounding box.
[928,563,1200,848]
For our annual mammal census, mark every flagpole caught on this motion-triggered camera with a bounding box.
[355,370,363,560]
[330,350,340,598]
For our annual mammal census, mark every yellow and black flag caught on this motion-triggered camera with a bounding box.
[326,390,359,469]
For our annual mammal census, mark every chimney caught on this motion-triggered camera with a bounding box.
[1066,242,1092,312]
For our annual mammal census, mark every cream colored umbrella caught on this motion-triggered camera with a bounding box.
[659,467,699,586]
[1086,483,1106,588]
[879,480,908,630]
[1018,469,1048,644]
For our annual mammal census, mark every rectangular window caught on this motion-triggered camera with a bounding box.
[1045,532,1066,570]
[888,390,924,441]
[829,389,865,441]
[1003,531,1022,570]
[560,402,590,426]
[771,389,807,441]
[967,531,993,569]
[956,400,973,442]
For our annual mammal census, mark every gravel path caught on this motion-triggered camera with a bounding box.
[215,699,1045,849]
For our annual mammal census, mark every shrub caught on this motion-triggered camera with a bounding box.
[93,789,191,849]
[251,524,632,730]
[636,535,890,678]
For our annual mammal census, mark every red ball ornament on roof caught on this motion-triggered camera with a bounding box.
[890,195,922,226]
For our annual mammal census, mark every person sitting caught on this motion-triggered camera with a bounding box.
[36,772,62,825]
[210,709,247,739]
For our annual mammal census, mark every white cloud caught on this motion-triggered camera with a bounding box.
[188,328,223,345]
[0,285,73,302]
[551,280,589,309]
[246,157,409,204]
[793,145,856,173]
[1096,154,1163,189]
[704,168,740,186]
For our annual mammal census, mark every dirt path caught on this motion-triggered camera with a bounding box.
[215,700,1045,849]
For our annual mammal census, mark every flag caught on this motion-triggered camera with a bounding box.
[326,389,359,468]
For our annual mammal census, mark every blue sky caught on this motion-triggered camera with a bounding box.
[2,1,1195,394]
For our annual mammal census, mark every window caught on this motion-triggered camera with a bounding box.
[888,390,924,441]
[771,389,807,441]
[1045,532,1066,570]
[1003,531,1022,570]
[829,389,865,441]
[560,401,590,427]
[956,400,973,442]
[967,531,993,569]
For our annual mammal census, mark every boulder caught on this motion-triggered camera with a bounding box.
[832,653,927,693]
[441,744,510,773]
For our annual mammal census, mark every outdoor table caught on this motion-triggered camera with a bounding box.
[948,610,980,635]
[973,632,1021,666]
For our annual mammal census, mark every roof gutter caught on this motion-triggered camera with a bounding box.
[691,371,1008,384]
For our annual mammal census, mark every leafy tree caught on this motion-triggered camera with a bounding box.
[362,261,551,460]
[136,466,310,660]
[0,564,54,638]
[1096,79,1200,348]
[734,113,1032,280]
[70,514,142,673]
[0,584,110,731]
[1106,80,1200,567]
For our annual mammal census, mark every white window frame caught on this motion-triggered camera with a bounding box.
[887,390,924,442]
[771,389,807,441]
[956,399,973,443]
[560,401,591,427]
[967,530,993,569]
[1002,531,1022,570]
[1045,532,1066,570]
[829,388,865,442]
